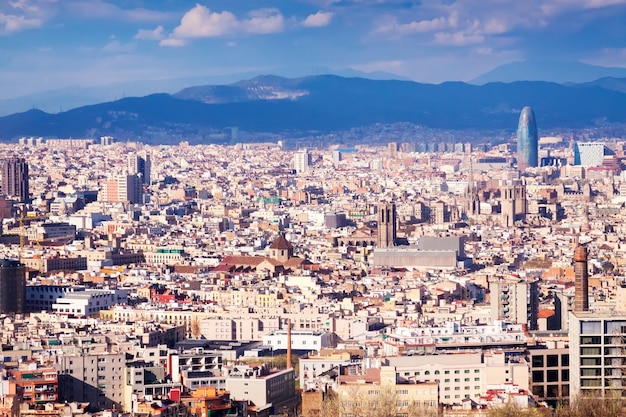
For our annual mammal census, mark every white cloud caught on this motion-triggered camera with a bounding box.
[434,31,484,46]
[67,0,176,23]
[0,13,42,32]
[168,4,284,42]
[135,25,165,40]
[159,37,186,47]
[301,11,334,27]
[244,8,284,34]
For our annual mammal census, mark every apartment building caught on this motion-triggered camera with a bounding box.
[569,311,626,399]
[385,351,529,406]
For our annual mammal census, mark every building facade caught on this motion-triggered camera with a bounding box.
[516,106,539,170]
[1,157,29,202]
[0,259,26,314]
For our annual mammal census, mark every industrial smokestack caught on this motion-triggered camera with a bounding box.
[286,318,292,370]
[574,245,589,312]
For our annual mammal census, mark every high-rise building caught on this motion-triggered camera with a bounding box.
[128,153,151,184]
[573,142,607,167]
[293,149,311,174]
[517,106,539,170]
[0,259,26,314]
[100,174,142,204]
[489,277,538,330]
[377,202,396,248]
[1,157,29,203]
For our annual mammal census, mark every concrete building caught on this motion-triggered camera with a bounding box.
[100,174,142,204]
[8,364,58,405]
[124,362,182,412]
[1,157,29,202]
[226,364,298,417]
[335,366,439,416]
[489,277,539,330]
[52,289,128,318]
[0,259,26,314]
[263,330,334,353]
[372,236,469,270]
[569,312,626,399]
[128,153,151,185]
[54,353,126,411]
[293,149,311,174]
[574,142,607,167]
[386,352,528,406]
[528,347,570,404]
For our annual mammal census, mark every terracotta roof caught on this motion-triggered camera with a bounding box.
[269,234,293,250]
[537,308,555,319]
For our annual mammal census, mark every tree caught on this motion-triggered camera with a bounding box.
[319,386,439,417]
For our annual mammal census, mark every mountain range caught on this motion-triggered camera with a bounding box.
[469,60,626,85]
[2,74,626,143]
[0,67,406,117]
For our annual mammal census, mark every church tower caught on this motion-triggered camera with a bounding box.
[377,202,397,248]
[465,157,480,217]
[269,233,294,263]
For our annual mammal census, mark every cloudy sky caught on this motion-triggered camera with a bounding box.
[2,0,626,98]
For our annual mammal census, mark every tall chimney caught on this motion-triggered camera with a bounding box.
[574,245,589,312]
[286,318,292,370]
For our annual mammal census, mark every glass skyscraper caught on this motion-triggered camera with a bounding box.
[516,106,539,170]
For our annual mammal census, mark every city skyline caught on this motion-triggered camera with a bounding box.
[2,0,626,99]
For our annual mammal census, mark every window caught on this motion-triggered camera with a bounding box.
[532,356,544,367]
[532,371,544,383]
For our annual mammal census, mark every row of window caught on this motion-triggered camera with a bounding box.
[400,369,481,377]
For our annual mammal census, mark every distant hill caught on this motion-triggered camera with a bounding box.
[0,68,407,116]
[2,75,626,143]
[573,77,626,94]
[471,60,626,85]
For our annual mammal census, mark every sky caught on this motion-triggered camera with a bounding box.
[2,0,626,98]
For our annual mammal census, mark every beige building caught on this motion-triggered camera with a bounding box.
[385,351,529,406]
[335,366,439,417]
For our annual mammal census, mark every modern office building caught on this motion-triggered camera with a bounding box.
[100,174,142,204]
[528,347,570,404]
[0,259,26,314]
[569,312,626,399]
[516,106,539,170]
[1,157,29,202]
[573,142,608,167]
[128,153,151,185]
[293,149,312,174]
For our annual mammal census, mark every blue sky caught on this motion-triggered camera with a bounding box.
[1,0,626,98]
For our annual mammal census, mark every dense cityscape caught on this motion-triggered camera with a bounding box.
[0,103,625,417]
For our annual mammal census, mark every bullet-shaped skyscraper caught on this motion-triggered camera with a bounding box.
[516,106,539,170]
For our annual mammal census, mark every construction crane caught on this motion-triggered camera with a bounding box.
[17,208,49,264]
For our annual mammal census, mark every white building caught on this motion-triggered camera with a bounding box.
[293,149,311,174]
[51,288,129,317]
[263,330,334,352]
[574,142,606,167]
